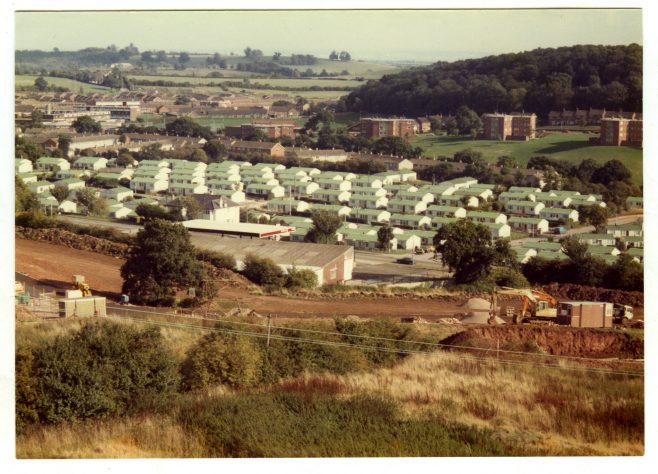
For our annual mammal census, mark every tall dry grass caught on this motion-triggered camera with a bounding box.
[16,413,205,459]
[287,351,644,456]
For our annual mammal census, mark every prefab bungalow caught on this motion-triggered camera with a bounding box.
[539,207,579,223]
[465,211,507,224]
[418,183,457,197]
[38,195,59,214]
[138,159,169,168]
[168,182,209,196]
[514,248,538,264]
[627,247,643,263]
[349,195,388,209]
[280,180,320,197]
[133,168,171,181]
[17,172,38,184]
[606,223,643,238]
[374,172,403,185]
[498,191,536,204]
[111,205,137,220]
[100,187,134,202]
[395,233,422,251]
[53,178,86,192]
[36,157,70,172]
[343,233,397,251]
[509,186,542,193]
[409,229,437,247]
[577,233,616,247]
[15,158,33,174]
[386,184,418,194]
[622,235,643,248]
[58,200,78,214]
[389,213,432,229]
[169,173,206,186]
[310,189,351,204]
[508,216,549,235]
[350,187,388,198]
[436,194,478,208]
[588,246,621,257]
[536,250,569,261]
[28,180,55,194]
[387,199,427,215]
[206,178,244,192]
[245,183,285,198]
[314,178,352,191]
[483,222,511,239]
[454,187,493,201]
[426,205,467,218]
[350,208,391,225]
[534,193,572,208]
[123,197,159,210]
[395,191,434,204]
[430,216,459,230]
[209,189,246,203]
[93,172,126,186]
[571,196,607,208]
[444,177,478,189]
[267,199,310,214]
[309,203,351,218]
[521,241,563,252]
[287,166,321,177]
[72,156,108,171]
[505,200,545,216]
[351,177,383,189]
[129,177,169,193]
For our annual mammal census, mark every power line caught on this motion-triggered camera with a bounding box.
[104,313,644,378]
[107,305,645,366]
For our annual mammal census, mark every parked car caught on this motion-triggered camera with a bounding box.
[396,256,414,265]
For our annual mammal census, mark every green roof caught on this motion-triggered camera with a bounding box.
[508,216,546,224]
[506,200,540,207]
[540,207,576,215]
[388,199,424,206]
[521,241,562,250]
[390,214,429,222]
[627,248,644,256]
[467,211,503,218]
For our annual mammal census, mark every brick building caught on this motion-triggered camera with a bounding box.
[225,121,297,140]
[599,118,643,147]
[359,118,417,139]
[481,113,536,141]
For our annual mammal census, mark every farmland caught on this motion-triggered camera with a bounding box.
[412,132,644,185]
[127,73,366,89]
[15,74,112,94]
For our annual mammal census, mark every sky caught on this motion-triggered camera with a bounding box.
[14,8,642,62]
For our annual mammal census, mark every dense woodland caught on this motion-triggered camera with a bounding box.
[345,44,642,118]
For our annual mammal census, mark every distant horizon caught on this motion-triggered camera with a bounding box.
[15,9,642,63]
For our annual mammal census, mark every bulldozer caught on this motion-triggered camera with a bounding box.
[72,275,92,297]
[490,287,558,324]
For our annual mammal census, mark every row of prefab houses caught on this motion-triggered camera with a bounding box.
[16,156,643,252]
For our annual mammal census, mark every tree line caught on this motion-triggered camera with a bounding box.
[345,44,642,118]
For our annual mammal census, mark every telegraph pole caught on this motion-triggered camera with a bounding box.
[266,313,272,348]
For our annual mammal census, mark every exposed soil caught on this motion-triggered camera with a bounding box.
[441,325,644,359]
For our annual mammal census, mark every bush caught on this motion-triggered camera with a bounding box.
[30,322,180,424]
[15,348,39,434]
[491,267,529,288]
[285,267,318,290]
[196,249,236,270]
[181,332,262,391]
[242,253,286,288]
[15,211,56,229]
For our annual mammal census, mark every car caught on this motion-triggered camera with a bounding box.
[396,256,414,265]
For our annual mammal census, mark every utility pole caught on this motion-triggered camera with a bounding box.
[266,313,272,348]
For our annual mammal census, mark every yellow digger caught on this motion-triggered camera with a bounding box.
[72,275,92,297]
[490,287,558,324]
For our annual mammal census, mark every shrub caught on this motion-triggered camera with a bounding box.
[30,322,180,424]
[196,249,236,270]
[15,211,56,229]
[285,267,318,290]
[181,332,262,391]
[15,348,39,434]
[241,253,286,288]
[491,267,529,288]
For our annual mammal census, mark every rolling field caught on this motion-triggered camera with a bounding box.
[412,132,643,185]
[15,75,112,94]
[128,74,364,89]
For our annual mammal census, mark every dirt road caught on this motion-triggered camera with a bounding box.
[15,238,464,319]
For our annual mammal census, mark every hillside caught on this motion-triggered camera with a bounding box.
[345,44,642,118]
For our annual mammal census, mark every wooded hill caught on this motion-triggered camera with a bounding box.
[345,44,642,118]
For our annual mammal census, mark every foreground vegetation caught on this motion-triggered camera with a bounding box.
[16,318,644,457]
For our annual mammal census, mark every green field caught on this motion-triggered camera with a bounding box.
[412,132,643,185]
[139,114,307,131]
[128,74,364,89]
[15,75,112,94]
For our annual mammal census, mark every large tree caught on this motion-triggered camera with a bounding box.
[433,220,495,283]
[72,116,102,134]
[377,225,394,252]
[304,210,342,245]
[120,219,205,304]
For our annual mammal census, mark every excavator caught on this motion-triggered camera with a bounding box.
[490,287,558,324]
[72,275,92,297]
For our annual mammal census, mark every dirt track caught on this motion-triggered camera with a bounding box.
[15,238,465,319]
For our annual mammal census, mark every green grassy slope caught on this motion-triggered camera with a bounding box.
[412,132,643,185]
[15,75,112,94]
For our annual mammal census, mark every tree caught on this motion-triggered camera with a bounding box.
[181,332,262,391]
[304,210,342,244]
[377,225,394,252]
[454,106,483,137]
[178,52,190,64]
[31,322,180,424]
[329,50,339,60]
[141,51,154,62]
[203,140,227,163]
[72,116,102,134]
[116,152,135,167]
[578,205,608,231]
[339,51,351,61]
[15,176,40,213]
[285,268,318,289]
[58,135,71,158]
[272,52,282,61]
[51,184,70,204]
[121,219,205,305]
[156,50,168,62]
[560,235,589,261]
[371,136,422,158]
[34,76,48,91]
[605,253,643,292]
[189,148,208,163]
[433,220,495,284]
[30,109,43,128]
[496,155,518,169]
[134,203,177,222]
[75,188,107,216]
[591,159,632,184]
[242,254,286,287]
[165,117,213,140]
[492,239,519,270]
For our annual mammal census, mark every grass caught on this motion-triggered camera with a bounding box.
[128,74,364,89]
[15,75,112,94]
[411,132,644,185]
